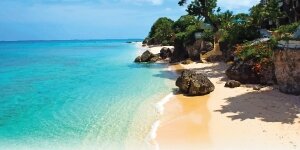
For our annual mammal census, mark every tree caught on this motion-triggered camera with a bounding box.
[173,15,200,33]
[178,0,220,32]
[250,0,285,28]
[250,3,265,27]
[147,17,175,45]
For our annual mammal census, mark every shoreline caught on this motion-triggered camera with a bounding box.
[137,43,300,150]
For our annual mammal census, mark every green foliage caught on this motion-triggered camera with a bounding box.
[147,17,175,45]
[250,0,285,28]
[173,15,208,45]
[201,29,214,42]
[178,0,220,31]
[173,15,200,33]
[221,21,260,48]
[276,22,300,34]
[235,41,275,62]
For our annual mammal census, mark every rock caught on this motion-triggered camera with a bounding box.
[274,48,300,95]
[140,50,155,62]
[253,85,261,91]
[181,59,193,65]
[134,56,141,63]
[225,80,241,88]
[149,55,161,63]
[176,70,215,96]
[226,59,260,84]
[186,40,213,61]
[160,47,172,59]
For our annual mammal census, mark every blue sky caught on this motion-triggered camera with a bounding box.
[0,0,260,41]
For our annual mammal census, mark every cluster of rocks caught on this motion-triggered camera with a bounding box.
[176,70,215,96]
[134,47,173,63]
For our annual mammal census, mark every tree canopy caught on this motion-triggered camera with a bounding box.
[178,0,220,32]
[147,17,175,45]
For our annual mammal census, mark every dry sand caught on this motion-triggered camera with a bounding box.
[156,62,300,150]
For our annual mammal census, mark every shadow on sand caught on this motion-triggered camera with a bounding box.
[216,89,300,124]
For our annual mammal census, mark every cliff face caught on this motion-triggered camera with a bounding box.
[274,48,300,95]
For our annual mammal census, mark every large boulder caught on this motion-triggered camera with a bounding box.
[226,59,260,84]
[176,70,215,96]
[186,40,213,61]
[274,48,300,95]
[140,50,155,62]
[226,59,275,84]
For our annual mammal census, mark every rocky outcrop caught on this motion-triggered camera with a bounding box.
[160,47,173,59]
[226,59,275,84]
[226,59,260,84]
[225,80,241,88]
[186,40,213,61]
[149,54,161,63]
[140,50,155,62]
[274,48,300,95]
[176,70,215,96]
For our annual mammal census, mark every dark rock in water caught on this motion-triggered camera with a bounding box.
[225,80,241,88]
[140,50,155,62]
[149,55,161,63]
[134,56,141,63]
[126,41,132,43]
[160,47,172,59]
[226,59,260,84]
[142,44,147,47]
[176,70,215,96]
[181,59,193,65]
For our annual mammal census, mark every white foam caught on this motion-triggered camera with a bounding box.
[155,93,174,115]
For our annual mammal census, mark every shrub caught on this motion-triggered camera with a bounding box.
[276,22,300,34]
[147,17,175,45]
[234,41,275,74]
[234,41,274,62]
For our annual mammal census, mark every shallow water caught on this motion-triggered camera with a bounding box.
[0,40,173,149]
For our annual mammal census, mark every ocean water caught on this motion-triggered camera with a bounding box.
[0,40,174,149]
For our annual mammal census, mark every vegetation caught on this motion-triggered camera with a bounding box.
[276,22,300,34]
[250,0,285,28]
[233,40,276,74]
[173,15,208,45]
[146,17,175,45]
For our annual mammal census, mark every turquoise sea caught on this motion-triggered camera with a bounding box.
[0,40,174,149]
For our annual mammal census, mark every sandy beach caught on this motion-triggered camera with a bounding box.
[141,44,300,150]
[155,61,300,150]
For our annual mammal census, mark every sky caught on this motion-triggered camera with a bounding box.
[0,0,260,41]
